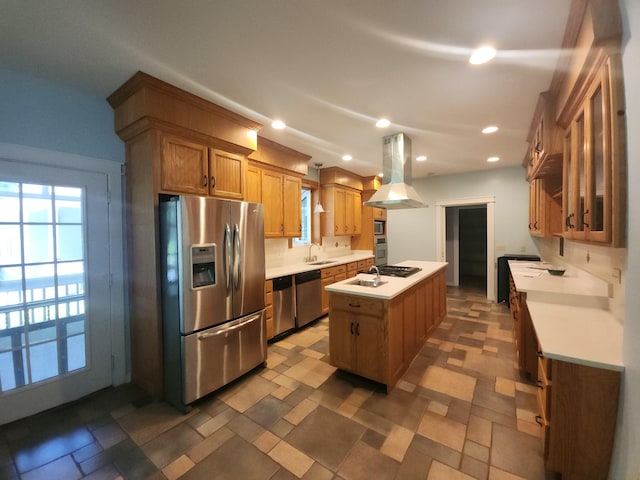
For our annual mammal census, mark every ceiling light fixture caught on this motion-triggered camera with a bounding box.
[482,125,499,134]
[416,155,427,162]
[342,154,352,161]
[314,163,325,213]
[469,46,496,65]
[376,118,391,128]
[487,156,500,162]
[271,120,286,129]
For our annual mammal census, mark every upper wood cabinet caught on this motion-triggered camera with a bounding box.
[245,162,262,204]
[526,92,563,181]
[322,185,362,236]
[528,177,562,237]
[261,168,302,238]
[160,136,246,199]
[561,53,625,247]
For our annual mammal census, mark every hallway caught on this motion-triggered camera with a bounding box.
[0,286,546,479]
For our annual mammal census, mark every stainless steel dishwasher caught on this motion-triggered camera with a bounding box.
[294,269,323,328]
[272,275,295,338]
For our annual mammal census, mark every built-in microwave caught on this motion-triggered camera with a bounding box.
[373,220,385,235]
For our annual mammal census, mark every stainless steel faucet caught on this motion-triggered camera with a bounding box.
[306,243,321,263]
[369,265,380,280]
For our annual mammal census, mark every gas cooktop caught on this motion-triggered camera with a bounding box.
[377,265,422,278]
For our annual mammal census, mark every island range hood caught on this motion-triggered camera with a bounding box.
[363,132,426,209]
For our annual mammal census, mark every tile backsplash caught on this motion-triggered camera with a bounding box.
[264,236,364,269]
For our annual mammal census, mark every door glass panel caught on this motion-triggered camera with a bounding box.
[591,85,605,232]
[0,182,87,393]
[563,130,574,233]
[576,114,586,232]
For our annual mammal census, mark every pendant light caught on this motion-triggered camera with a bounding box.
[314,163,325,213]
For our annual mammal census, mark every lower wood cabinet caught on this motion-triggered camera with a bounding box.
[329,267,447,390]
[537,351,620,479]
[321,265,347,314]
[509,274,538,379]
[265,279,274,340]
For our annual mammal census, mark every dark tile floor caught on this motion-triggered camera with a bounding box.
[0,285,549,480]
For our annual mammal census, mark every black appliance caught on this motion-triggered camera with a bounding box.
[377,265,422,277]
[497,254,540,303]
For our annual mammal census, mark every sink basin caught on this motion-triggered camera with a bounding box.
[348,278,387,288]
[307,260,334,265]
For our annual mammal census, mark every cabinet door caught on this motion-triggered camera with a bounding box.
[321,276,333,314]
[209,149,245,199]
[334,188,347,234]
[328,307,356,371]
[245,164,262,203]
[160,136,209,195]
[355,314,386,383]
[353,191,362,235]
[344,190,355,235]
[261,170,284,237]
[282,175,302,237]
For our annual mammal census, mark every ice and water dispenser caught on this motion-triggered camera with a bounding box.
[190,244,216,289]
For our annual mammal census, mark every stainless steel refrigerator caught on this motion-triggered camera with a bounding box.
[160,195,266,412]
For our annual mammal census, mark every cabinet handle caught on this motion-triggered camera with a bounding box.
[335,225,338,232]
[355,323,360,336]
[537,350,543,358]
[535,415,543,426]
[350,322,354,335]
[348,303,361,308]
[537,379,543,389]
[210,176,216,189]
[582,209,590,228]
[203,175,208,187]
[281,224,284,233]
[533,221,538,229]
[565,213,575,229]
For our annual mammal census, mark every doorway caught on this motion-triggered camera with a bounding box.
[436,197,495,301]
[0,146,125,425]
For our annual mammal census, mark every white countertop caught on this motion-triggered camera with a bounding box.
[324,260,447,300]
[266,253,374,280]
[526,298,623,371]
[508,260,623,372]
[508,260,610,299]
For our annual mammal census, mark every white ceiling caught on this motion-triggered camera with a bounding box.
[0,1,572,179]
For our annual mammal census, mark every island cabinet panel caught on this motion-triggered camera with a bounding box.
[328,266,447,391]
[328,295,386,384]
[539,356,620,479]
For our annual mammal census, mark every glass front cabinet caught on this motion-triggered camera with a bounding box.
[561,52,626,247]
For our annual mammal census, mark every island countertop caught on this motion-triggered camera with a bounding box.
[324,260,448,300]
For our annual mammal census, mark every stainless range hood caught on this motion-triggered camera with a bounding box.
[363,133,426,209]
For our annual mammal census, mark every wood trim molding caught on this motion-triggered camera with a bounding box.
[248,136,310,176]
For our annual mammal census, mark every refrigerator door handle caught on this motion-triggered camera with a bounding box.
[197,312,262,339]
[233,223,241,289]
[224,223,232,289]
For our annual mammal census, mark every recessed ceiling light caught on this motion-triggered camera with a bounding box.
[469,46,496,65]
[342,154,352,161]
[482,125,499,134]
[271,120,286,129]
[376,118,391,128]
[416,155,427,162]
[487,156,500,162]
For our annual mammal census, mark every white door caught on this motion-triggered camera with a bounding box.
[0,161,112,424]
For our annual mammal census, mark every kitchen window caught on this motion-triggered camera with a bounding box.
[292,187,311,245]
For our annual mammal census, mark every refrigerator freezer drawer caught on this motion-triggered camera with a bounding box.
[182,310,266,405]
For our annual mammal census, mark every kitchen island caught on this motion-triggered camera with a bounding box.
[325,261,447,391]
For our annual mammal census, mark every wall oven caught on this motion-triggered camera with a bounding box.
[374,236,387,266]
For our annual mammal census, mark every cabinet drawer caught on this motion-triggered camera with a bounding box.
[537,374,551,421]
[347,261,358,272]
[357,260,367,270]
[323,265,346,277]
[538,350,552,381]
[265,291,273,308]
[265,279,273,294]
[266,304,273,320]
[330,294,383,316]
